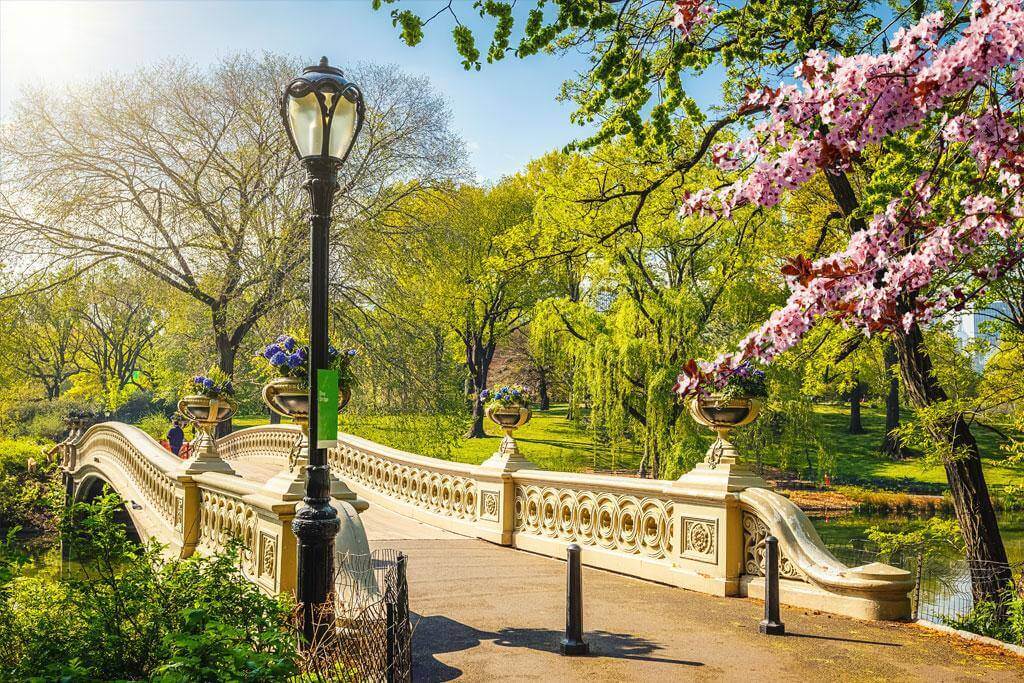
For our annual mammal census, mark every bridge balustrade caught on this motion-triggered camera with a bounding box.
[62,422,298,595]
[326,430,913,621]
[63,422,914,620]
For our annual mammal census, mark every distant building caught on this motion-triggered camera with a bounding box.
[951,302,1010,372]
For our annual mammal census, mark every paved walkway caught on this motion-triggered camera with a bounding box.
[360,505,1024,682]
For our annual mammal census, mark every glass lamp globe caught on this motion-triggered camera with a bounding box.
[282,57,363,163]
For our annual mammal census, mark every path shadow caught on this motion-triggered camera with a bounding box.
[784,631,900,647]
[411,613,701,681]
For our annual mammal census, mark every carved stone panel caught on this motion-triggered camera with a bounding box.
[514,485,673,559]
[741,511,804,581]
[481,491,499,521]
[681,517,718,564]
[259,531,277,581]
[174,497,184,532]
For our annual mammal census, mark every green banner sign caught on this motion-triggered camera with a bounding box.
[316,368,339,448]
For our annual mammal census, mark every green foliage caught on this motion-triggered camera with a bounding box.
[0,494,298,681]
[453,25,481,70]
[0,469,59,530]
[137,412,172,441]
[392,9,424,46]
[946,592,1024,646]
[1,398,87,441]
[867,517,963,559]
[1001,484,1024,512]
[0,437,60,530]
[375,0,881,149]
[0,437,44,472]
[341,411,468,461]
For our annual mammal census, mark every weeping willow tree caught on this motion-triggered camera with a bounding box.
[527,138,823,478]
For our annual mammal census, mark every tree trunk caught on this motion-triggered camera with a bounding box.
[466,393,487,439]
[538,368,550,411]
[464,342,494,439]
[881,343,905,459]
[214,331,236,437]
[849,380,866,434]
[893,324,1011,604]
[824,168,1008,603]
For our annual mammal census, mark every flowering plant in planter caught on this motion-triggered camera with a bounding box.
[483,384,531,411]
[259,334,357,390]
[183,367,237,407]
[714,361,767,401]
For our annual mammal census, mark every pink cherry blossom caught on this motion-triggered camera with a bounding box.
[674,0,1024,397]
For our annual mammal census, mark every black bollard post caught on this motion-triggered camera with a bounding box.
[560,543,590,655]
[759,535,785,635]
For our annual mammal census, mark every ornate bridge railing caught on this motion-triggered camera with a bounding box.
[324,430,913,621]
[64,422,913,619]
[61,422,300,595]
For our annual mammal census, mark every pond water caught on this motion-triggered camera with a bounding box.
[811,510,1024,564]
[812,511,1024,622]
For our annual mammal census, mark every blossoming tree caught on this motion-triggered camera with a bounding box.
[670,0,1022,601]
[380,0,1020,602]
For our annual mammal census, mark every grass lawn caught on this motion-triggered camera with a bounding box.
[802,404,1023,490]
[233,405,636,473]
[231,402,1022,491]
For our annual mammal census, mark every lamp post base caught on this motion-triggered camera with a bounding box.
[292,483,341,643]
[560,639,590,656]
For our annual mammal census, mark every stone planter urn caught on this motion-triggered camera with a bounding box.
[486,404,532,434]
[481,404,535,472]
[261,376,361,507]
[177,394,238,475]
[262,376,351,427]
[675,395,766,492]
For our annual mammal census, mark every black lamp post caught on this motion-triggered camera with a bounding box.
[281,56,364,642]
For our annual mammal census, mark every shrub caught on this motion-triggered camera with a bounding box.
[946,593,1024,646]
[137,412,172,442]
[1,397,93,440]
[0,494,299,681]
[111,390,169,425]
[0,438,60,530]
[26,411,66,442]
[0,438,43,472]
[0,469,60,530]
[1000,483,1024,511]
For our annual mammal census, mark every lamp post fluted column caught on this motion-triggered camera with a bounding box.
[293,156,341,642]
[280,56,364,644]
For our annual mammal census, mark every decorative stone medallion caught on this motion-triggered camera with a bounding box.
[682,517,718,563]
[481,491,499,520]
[260,531,277,580]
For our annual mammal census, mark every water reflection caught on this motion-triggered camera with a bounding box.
[813,511,1024,622]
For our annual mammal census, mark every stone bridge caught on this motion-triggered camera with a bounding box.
[58,420,915,622]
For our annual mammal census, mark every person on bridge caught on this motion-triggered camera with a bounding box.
[167,420,185,457]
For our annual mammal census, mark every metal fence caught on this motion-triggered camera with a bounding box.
[828,540,1023,625]
[300,549,412,682]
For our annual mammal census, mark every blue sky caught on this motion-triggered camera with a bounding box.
[0,0,602,180]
